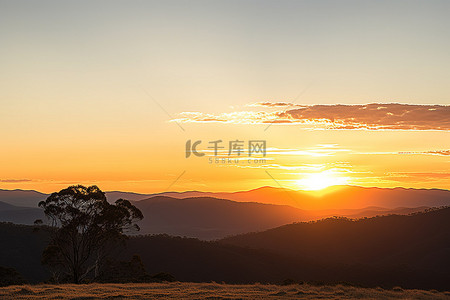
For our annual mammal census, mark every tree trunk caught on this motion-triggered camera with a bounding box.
[73,267,80,284]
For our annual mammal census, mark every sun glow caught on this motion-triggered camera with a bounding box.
[296,170,349,191]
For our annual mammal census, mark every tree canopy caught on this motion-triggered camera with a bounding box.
[38,185,143,283]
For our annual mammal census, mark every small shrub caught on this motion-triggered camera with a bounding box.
[281,278,296,285]
[0,266,26,287]
[151,272,176,282]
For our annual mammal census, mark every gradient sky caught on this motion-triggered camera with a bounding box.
[0,0,449,193]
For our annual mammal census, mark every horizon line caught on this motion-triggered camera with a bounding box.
[1,184,449,195]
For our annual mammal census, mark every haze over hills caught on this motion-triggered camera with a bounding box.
[0,186,448,239]
[105,191,155,202]
[0,201,20,211]
[0,193,432,240]
[0,201,45,224]
[131,196,312,239]
[131,196,431,239]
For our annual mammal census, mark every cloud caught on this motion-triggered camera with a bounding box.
[0,179,32,183]
[173,103,450,130]
[278,103,450,130]
[423,150,450,156]
[398,150,450,156]
[248,102,300,108]
[386,172,450,182]
[173,111,279,124]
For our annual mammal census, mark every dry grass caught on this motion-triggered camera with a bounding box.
[1,282,449,299]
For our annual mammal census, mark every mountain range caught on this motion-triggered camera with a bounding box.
[143,185,450,210]
[2,185,449,209]
[0,186,448,239]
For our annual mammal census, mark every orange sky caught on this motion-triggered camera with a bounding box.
[1,1,449,194]
[0,117,449,193]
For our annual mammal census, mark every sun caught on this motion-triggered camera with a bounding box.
[296,170,349,191]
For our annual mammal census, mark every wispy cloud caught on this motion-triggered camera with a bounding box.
[173,111,279,124]
[173,103,450,130]
[247,102,302,108]
[0,179,32,183]
[421,150,450,156]
[386,172,450,182]
[235,163,328,171]
[266,146,351,157]
[398,150,450,156]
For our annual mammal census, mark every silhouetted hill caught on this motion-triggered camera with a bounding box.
[221,207,450,279]
[1,208,449,290]
[0,222,50,282]
[122,233,449,290]
[121,207,450,290]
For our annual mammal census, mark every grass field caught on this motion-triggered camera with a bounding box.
[1,282,449,299]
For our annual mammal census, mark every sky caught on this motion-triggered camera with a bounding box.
[0,0,449,193]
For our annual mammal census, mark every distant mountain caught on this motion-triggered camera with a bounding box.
[0,189,47,207]
[0,189,146,207]
[0,201,45,225]
[131,196,434,240]
[0,194,431,239]
[105,191,153,202]
[0,201,20,211]
[313,206,430,220]
[0,186,441,239]
[0,186,447,240]
[2,185,449,210]
[0,195,431,240]
[151,186,450,210]
[131,196,312,239]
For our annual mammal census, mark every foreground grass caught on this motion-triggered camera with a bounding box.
[1,282,449,299]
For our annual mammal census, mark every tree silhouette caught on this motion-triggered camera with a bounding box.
[38,185,143,283]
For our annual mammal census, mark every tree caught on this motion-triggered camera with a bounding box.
[38,185,143,283]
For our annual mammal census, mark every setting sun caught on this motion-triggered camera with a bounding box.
[296,170,349,191]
